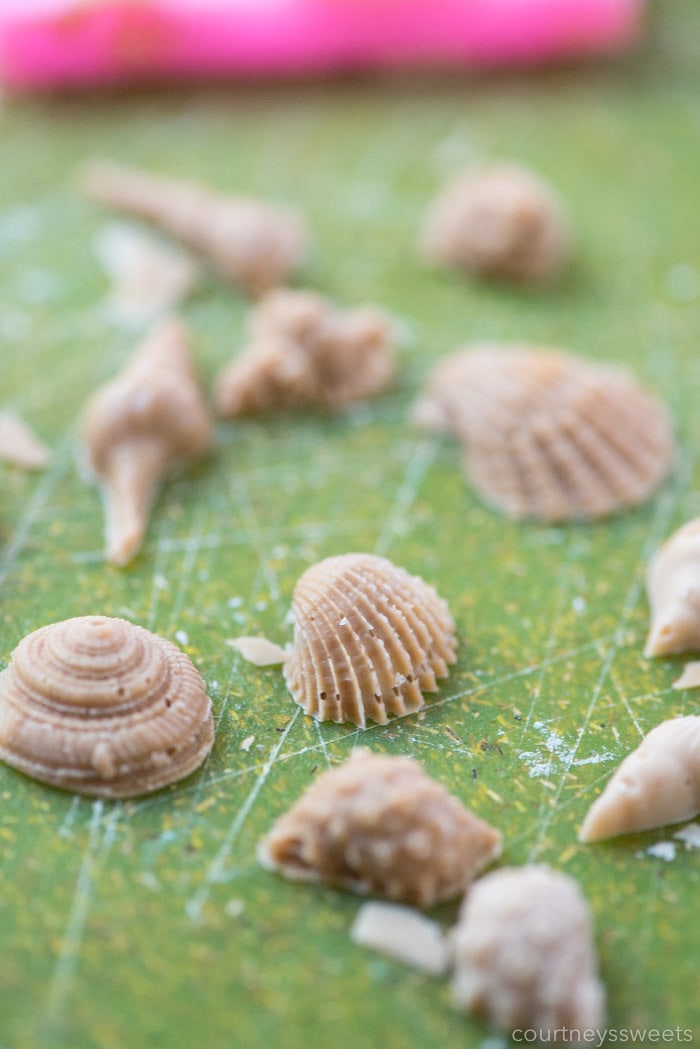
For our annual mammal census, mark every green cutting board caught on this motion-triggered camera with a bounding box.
[2,3,700,1046]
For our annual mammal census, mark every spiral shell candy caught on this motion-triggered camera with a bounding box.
[414,344,674,522]
[283,553,457,726]
[0,616,214,798]
[257,749,503,907]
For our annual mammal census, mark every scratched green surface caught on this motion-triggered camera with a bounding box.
[2,5,700,1048]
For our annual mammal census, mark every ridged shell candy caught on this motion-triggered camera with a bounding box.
[0,615,214,798]
[283,553,457,726]
[414,344,674,523]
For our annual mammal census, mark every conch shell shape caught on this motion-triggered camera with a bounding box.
[0,615,214,798]
[414,344,674,522]
[214,289,396,417]
[81,317,213,566]
[257,748,502,907]
[578,715,700,842]
[420,163,571,285]
[283,553,457,726]
[644,518,700,657]
[450,866,606,1035]
[80,160,310,297]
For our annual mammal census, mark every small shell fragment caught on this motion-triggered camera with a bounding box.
[226,636,288,667]
[0,615,214,798]
[450,866,606,1035]
[257,748,502,907]
[81,317,213,566]
[0,411,51,470]
[214,289,396,417]
[578,715,700,842]
[283,553,457,726]
[644,518,700,657]
[672,662,700,690]
[350,901,449,975]
[414,344,674,522]
[80,160,310,297]
[420,163,571,285]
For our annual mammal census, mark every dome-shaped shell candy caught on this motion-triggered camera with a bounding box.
[0,616,214,798]
[257,748,503,907]
[644,518,700,657]
[414,344,674,523]
[283,553,457,726]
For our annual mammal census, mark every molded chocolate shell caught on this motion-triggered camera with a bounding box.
[257,748,502,907]
[451,866,606,1034]
[0,615,214,798]
[644,518,700,657]
[214,288,396,417]
[420,163,571,285]
[414,344,674,522]
[283,553,457,726]
[578,716,700,842]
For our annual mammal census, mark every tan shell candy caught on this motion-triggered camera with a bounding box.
[214,288,396,417]
[414,344,674,523]
[420,163,571,285]
[283,553,457,726]
[257,748,503,907]
[644,518,700,658]
[0,615,214,798]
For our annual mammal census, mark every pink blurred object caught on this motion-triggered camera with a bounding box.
[0,0,645,91]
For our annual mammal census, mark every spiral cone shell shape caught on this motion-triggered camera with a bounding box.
[578,715,700,842]
[257,749,502,907]
[414,344,674,522]
[283,553,457,726]
[0,616,214,798]
[644,518,700,657]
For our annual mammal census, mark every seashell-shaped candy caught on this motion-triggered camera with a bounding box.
[283,553,457,726]
[578,715,700,842]
[80,160,310,297]
[644,518,700,657]
[81,317,213,566]
[414,344,674,522]
[420,163,571,285]
[0,615,214,798]
[257,748,503,907]
[214,288,396,417]
[450,866,606,1034]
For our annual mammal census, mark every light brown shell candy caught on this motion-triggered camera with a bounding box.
[414,344,674,522]
[420,163,571,285]
[450,866,606,1035]
[644,518,700,657]
[80,160,310,297]
[257,748,502,907]
[214,289,396,417]
[578,715,700,842]
[0,615,214,798]
[283,553,457,726]
[81,317,213,566]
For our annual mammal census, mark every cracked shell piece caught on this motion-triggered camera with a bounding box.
[81,317,213,566]
[0,411,50,470]
[644,518,700,657]
[257,748,502,907]
[450,866,606,1036]
[578,716,700,842]
[420,163,571,285]
[283,553,457,727]
[0,615,214,798]
[80,160,310,297]
[414,344,674,522]
[214,288,396,417]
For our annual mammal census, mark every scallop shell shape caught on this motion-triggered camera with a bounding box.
[644,518,700,657]
[214,288,396,417]
[414,344,674,522]
[283,553,457,726]
[0,615,214,798]
[578,715,700,842]
[450,866,606,1033]
[257,749,503,907]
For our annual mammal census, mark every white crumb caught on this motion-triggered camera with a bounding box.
[0,411,50,470]
[673,822,700,848]
[240,735,255,752]
[174,630,189,646]
[350,901,449,976]
[646,841,676,862]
